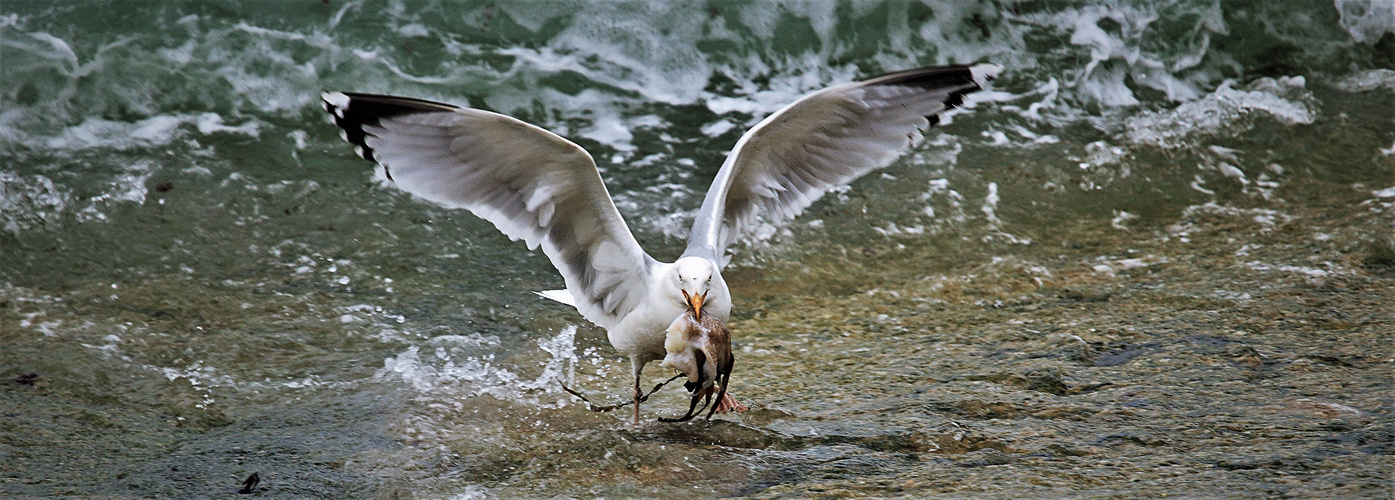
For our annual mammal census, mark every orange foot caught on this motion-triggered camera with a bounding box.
[714,391,749,414]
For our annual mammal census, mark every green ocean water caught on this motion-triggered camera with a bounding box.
[2,1,1393,497]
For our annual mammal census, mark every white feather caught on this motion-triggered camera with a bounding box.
[534,289,576,306]
[682,64,997,263]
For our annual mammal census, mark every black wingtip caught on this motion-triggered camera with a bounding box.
[867,64,976,89]
[944,91,965,108]
[866,63,1001,89]
[320,91,462,166]
[864,63,1001,124]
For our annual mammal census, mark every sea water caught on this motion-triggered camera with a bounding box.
[2,1,1392,497]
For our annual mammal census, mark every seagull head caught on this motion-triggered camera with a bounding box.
[673,257,715,317]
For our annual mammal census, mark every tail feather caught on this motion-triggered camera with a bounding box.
[534,289,576,306]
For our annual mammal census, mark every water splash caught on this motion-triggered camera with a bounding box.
[375,326,581,408]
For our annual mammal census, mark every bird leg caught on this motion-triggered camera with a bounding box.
[632,369,642,425]
[660,359,717,423]
[663,363,745,422]
[704,366,734,420]
[557,374,682,413]
[658,389,713,423]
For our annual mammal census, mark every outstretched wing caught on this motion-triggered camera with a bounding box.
[682,63,1002,264]
[322,92,655,329]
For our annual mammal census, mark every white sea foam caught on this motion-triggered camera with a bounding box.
[0,172,65,235]
[1165,202,1296,243]
[1016,1,1226,107]
[0,160,158,232]
[1091,254,1168,277]
[1111,210,1138,230]
[35,112,259,151]
[1245,261,1337,277]
[921,178,967,223]
[1126,77,1314,148]
[1335,0,1395,43]
[0,15,341,152]
[1218,163,1248,185]
[1092,140,1128,168]
[911,1,1019,67]
[703,61,862,129]
[81,166,152,217]
[700,119,737,138]
[493,3,713,107]
[981,182,1002,225]
[1334,68,1395,92]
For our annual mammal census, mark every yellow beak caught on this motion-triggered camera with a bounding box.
[684,290,706,317]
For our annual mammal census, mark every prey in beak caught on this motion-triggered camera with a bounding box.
[659,292,747,422]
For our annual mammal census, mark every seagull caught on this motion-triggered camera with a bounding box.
[321,63,1001,424]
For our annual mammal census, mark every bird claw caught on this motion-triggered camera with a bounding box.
[657,393,711,422]
[658,388,748,422]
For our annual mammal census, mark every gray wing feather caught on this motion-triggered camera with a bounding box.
[683,63,1002,265]
[322,92,654,329]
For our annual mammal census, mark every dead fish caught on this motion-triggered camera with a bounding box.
[659,290,748,422]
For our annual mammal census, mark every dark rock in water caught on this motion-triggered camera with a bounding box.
[1043,443,1091,457]
[1093,344,1156,366]
[238,473,259,494]
[1181,335,1240,348]
[1215,455,1319,471]
[960,372,1109,396]
[1324,424,1395,456]
[958,450,1014,467]
[1121,398,1152,408]
[1098,429,1169,447]
[1361,236,1395,275]
[1059,287,1112,302]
